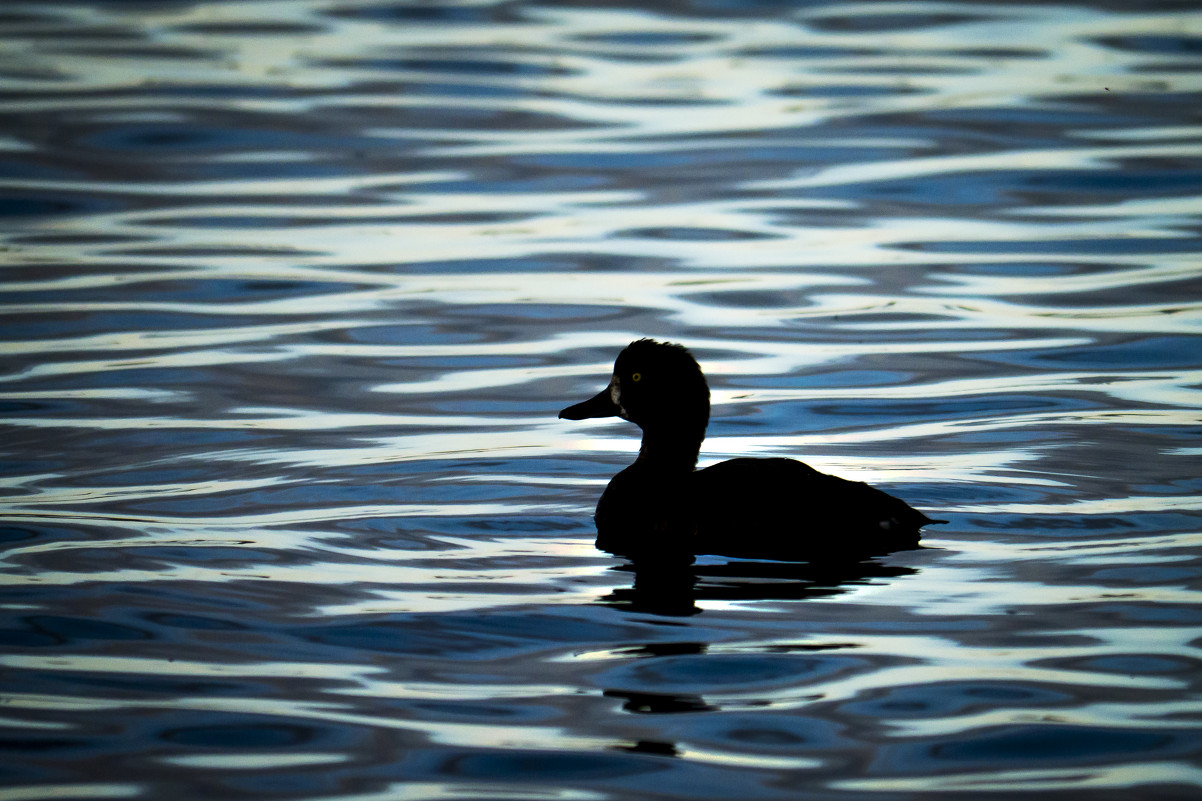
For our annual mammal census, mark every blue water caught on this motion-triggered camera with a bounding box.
[2,1,1201,799]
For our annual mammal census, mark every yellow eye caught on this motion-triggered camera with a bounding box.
[631,372,642,382]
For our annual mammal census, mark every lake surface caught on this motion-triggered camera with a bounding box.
[2,1,1201,799]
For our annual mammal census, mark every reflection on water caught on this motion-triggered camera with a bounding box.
[602,558,921,617]
[1,0,1201,798]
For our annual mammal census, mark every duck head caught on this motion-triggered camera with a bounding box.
[560,339,710,466]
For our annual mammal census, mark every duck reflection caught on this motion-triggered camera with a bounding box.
[607,689,714,715]
[600,555,919,616]
[560,339,944,566]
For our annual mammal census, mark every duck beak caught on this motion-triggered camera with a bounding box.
[559,379,621,420]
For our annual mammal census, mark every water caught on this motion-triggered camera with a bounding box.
[2,1,1201,798]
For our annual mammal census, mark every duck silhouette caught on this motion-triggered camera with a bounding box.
[560,339,944,563]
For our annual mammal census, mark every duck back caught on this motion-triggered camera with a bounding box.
[691,458,932,561]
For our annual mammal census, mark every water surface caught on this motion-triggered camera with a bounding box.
[2,1,1201,799]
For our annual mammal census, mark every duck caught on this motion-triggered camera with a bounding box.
[560,339,944,563]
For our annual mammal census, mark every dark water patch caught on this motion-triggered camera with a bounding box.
[574,31,721,46]
[143,611,249,631]
[598,652,868,695]
[107,480,495,517]
[958,335,1200,370]
[1030,336,1198,369]
[772,82,932,98]
[170,21,327,36]
[398,255,615,275]
[437,749,670,782]
[334,322,485,345]
[0,615,154,648]
[4,231,148,246]
[141,161,354,185]
[1021,167,1202,197]
[844,681,1072,720]
[0,397,78,416]
[1087,564,1201,585]
[969,514,1142,532]
[349,54,578,79]
[0,277,371,305]
[807,12,989,33]
[413,172,618,193]
[907,233,1202,256]
[1064,653,1199,676]
[0,525,44,544]
[19,669,254,701]
[1133,476,1202,496]
[0,735,91,754]
[79,121,349,156]
[12,542,291,577]
[813,62,977,77]
[749,369,914,388]
[314,54,580,82]
[323,3,521,24]
[808,393,1100,422]
[45,426,262,455]
[0,83,313,105]
[0,156,78,181]
[0,64,74,82]
[378,104,594,132]
[517,141,905,171]
[910,724,1185,768]
[0,190,125,218]
[122,579,382,622]
[9,23,143,42]
[412,698,556,723]
[440,302,634,324]
[301,610,660,659]
[986,261,1093,276]
[1094,34,1202,56]
[680,712,850,755]
[808,166,1202,210]
[623,226,776,241]
[734,45,884,59]
[1092,603,1202,625]
[58,44,223,61]
[400,79,534,99]
[163,720,316,749]
[103,245,327,258]
[0,9,68,25]
[911,103,1140,132]
[460,516,589,534]
[707,393,1094,440]
[693,289,812,309]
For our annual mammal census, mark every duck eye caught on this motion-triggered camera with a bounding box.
[631,372,642,382]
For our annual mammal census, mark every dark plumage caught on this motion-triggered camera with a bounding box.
[560,339,944,562]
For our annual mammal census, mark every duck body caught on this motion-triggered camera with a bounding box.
[692,457,929,560]
[561,339,942,563]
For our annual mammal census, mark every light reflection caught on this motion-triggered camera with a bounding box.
[0,785,142,801]
[893,699,1202,739]
[334,783,607,801]
[833,762,1202,793]
[674,745,822,770]
[159,752,350,769]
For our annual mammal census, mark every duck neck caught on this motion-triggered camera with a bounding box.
[634,425,704,474]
